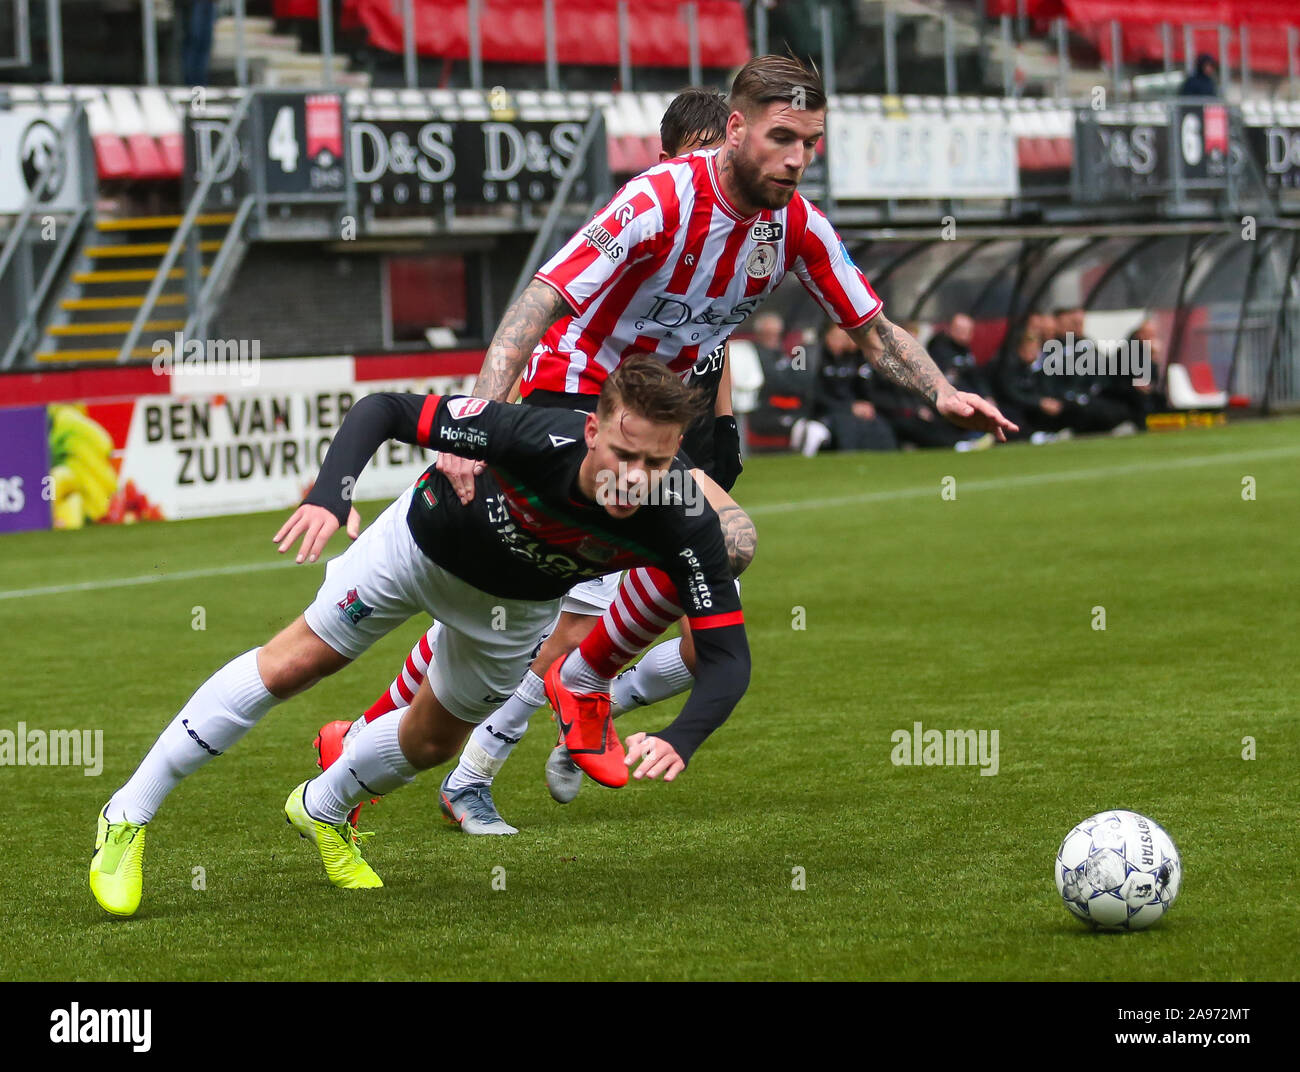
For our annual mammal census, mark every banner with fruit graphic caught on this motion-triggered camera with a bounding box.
[0,406,51,534]
[44,389,436,527]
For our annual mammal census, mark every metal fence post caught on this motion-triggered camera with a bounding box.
[1218,23,1230,98]
[1183,24,1193,71]
[234,0,248,87]
[402,0,417,88]
[1290,28,1299,98]
[1000,15,1013,97]
[823,4,838,97]
[944,13,957,95]
[755,0,768,56]
[1056,17,1069,98]
[884,5,898,96]
[686,3,701,87]
[320,0,335,88]
[46,0,62,83]
[1161,22,1171,73]
[544,0,559,91]
[617,0,631,91]
[1240,25,1250,99]
[468,0,483,89]
[142,0,158,85]
[1110,19,1122,98]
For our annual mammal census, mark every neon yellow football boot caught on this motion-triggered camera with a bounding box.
[89,807,146,917]
[284,781,383,889]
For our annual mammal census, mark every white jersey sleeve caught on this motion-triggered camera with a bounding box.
[535,177,670,315]
[790,200,883,330]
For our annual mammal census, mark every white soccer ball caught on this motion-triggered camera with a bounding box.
[1054,810,1182,930]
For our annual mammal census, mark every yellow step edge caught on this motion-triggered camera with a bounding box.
[95,214,236,231]
[74,267,209,283]
[61,295,187,310]
[86,241,223,258]
[48,320,186,337]
[36,349,158,362]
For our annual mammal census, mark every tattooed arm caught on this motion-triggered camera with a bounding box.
[473,278,571,401]
[690,468,757,576]
[437,278,571,502]
[848,314,1018,441]
[848,314,950,405]
[715,503,757,576]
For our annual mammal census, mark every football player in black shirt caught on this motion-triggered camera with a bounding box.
[89,358,750,909]
[312,88,751,836]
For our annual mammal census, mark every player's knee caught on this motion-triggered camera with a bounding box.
[258,619,348,699]
[531,614,593,672]
[678,627,696,674]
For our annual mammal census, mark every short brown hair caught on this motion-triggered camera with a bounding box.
[660,87,728,156]
[729,53,826,120]
[598,355,708,430]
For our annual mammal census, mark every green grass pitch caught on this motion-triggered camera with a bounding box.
[2,417,1297,980]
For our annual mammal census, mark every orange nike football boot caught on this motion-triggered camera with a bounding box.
[544,656,627,788]
[312,719,373,826]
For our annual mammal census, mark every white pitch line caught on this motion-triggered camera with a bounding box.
[2,443,1296,600]
[745,444,1300,516]
[0,558,300,599]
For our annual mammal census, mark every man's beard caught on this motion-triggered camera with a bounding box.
[730,144,798,210]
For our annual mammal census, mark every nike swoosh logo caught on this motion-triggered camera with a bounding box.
[555,710,574,736]
[549,434,576,447]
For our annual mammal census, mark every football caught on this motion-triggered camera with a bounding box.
[1055,810,1182,930]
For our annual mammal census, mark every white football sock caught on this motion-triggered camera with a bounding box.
[107,649,277,825]
[610,637,694,716]
[559,649,610,693]
[446,671,547,790]
[305,705,417,824]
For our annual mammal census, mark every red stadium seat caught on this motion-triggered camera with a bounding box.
[1017,138,1045,171]
[348,0,750,69]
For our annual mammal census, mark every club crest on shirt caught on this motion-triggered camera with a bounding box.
[744,243,777,279]
[447,397,490,420]
[336,587,374,626]
[576,536,618,564]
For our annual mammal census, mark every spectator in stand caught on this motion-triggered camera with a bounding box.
[749,312,812,446]
[1053,305,1099,399]
[179,0,217,87]
[793,325,897,456]
[927,314,991,399]
[1099,318,1168,427]
[1026,311,1055,352]
[1180,54,1220,98]
[998,330,1069,440]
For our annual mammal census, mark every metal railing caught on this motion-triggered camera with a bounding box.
[12,1,1300,102]
[0,102,94,369]
[117,93,256,362]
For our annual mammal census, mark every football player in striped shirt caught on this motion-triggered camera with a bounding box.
[312,88,754,833]
[322,56,1016,832]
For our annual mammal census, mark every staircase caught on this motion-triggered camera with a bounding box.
[36,213,234,363]
[211,14,371,89]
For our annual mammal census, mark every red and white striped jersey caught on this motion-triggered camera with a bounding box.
[523,148,883,397]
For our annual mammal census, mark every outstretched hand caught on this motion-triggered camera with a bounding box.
[273,504,359,564]
[624,732,685,782]
[935,390,1018,441]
